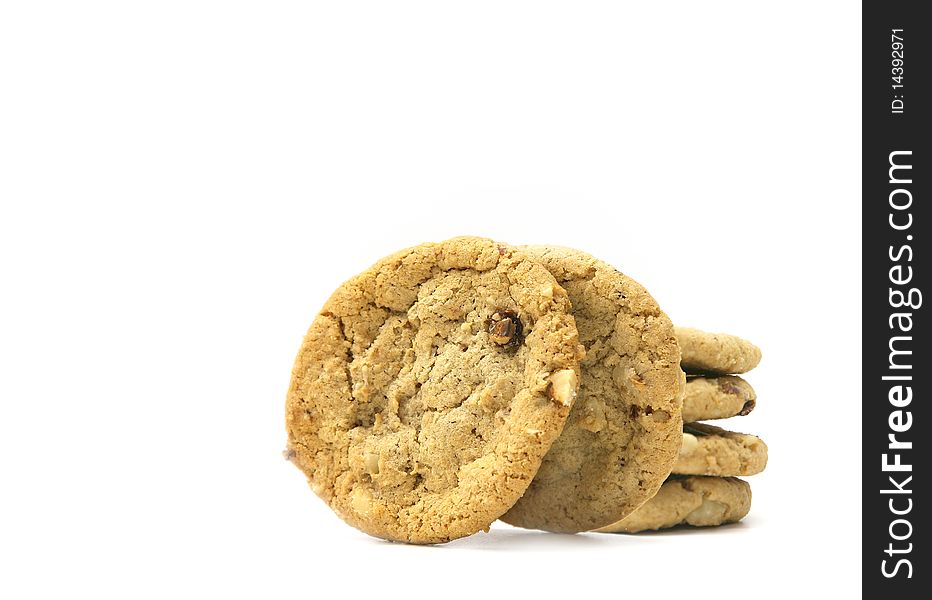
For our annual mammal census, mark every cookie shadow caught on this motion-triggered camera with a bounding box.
[620,520,751,537]
[368,520,751,548]
[443,527,617,551]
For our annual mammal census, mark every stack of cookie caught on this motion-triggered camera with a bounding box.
[597,328,767,533]
[285,237,766,543]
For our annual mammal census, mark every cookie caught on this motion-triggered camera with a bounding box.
[682,375,756,422]
[675,327,762,374]
[500,246,685,533]
[285,237,583,544]
[674,423,768,477]
[596,476,752,533]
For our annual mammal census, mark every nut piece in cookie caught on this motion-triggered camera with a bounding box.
[488,310,523,347]
[548,369,578,407]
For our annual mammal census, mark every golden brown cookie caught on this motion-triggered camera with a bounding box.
[674,423,768,477]
[500,246,685,533]
[675,327,762,374]
[682,375,756,422]
[596,476,752,533]
[285,237,583,544]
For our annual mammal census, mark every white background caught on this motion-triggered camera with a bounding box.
[1,2,861,598]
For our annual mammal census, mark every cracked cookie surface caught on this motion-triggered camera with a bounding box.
[674,423,768,476]
[596,476,752,533]
[285,237,582,544]
[501,246,684,532]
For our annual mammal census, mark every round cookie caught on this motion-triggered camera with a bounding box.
[500,246,685,533]
[682,375,756,422]
[285,237,583,544]
[596,476,752,533]
[674,423,768,477]
[675,327,762,374]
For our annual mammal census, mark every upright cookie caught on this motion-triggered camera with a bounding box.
[682,375,756,422]
[674,423,768,477]
[500,246,685,532]
[675,327,762,374]
[596,476,752,533]
[285,237,583,544]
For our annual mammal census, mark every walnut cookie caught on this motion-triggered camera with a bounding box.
[597,476,752,533]
[500,246,685,533]
[675,327,762,375]
[682,375,756,422]
[285,237,584,544]
[674,423,768,477]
